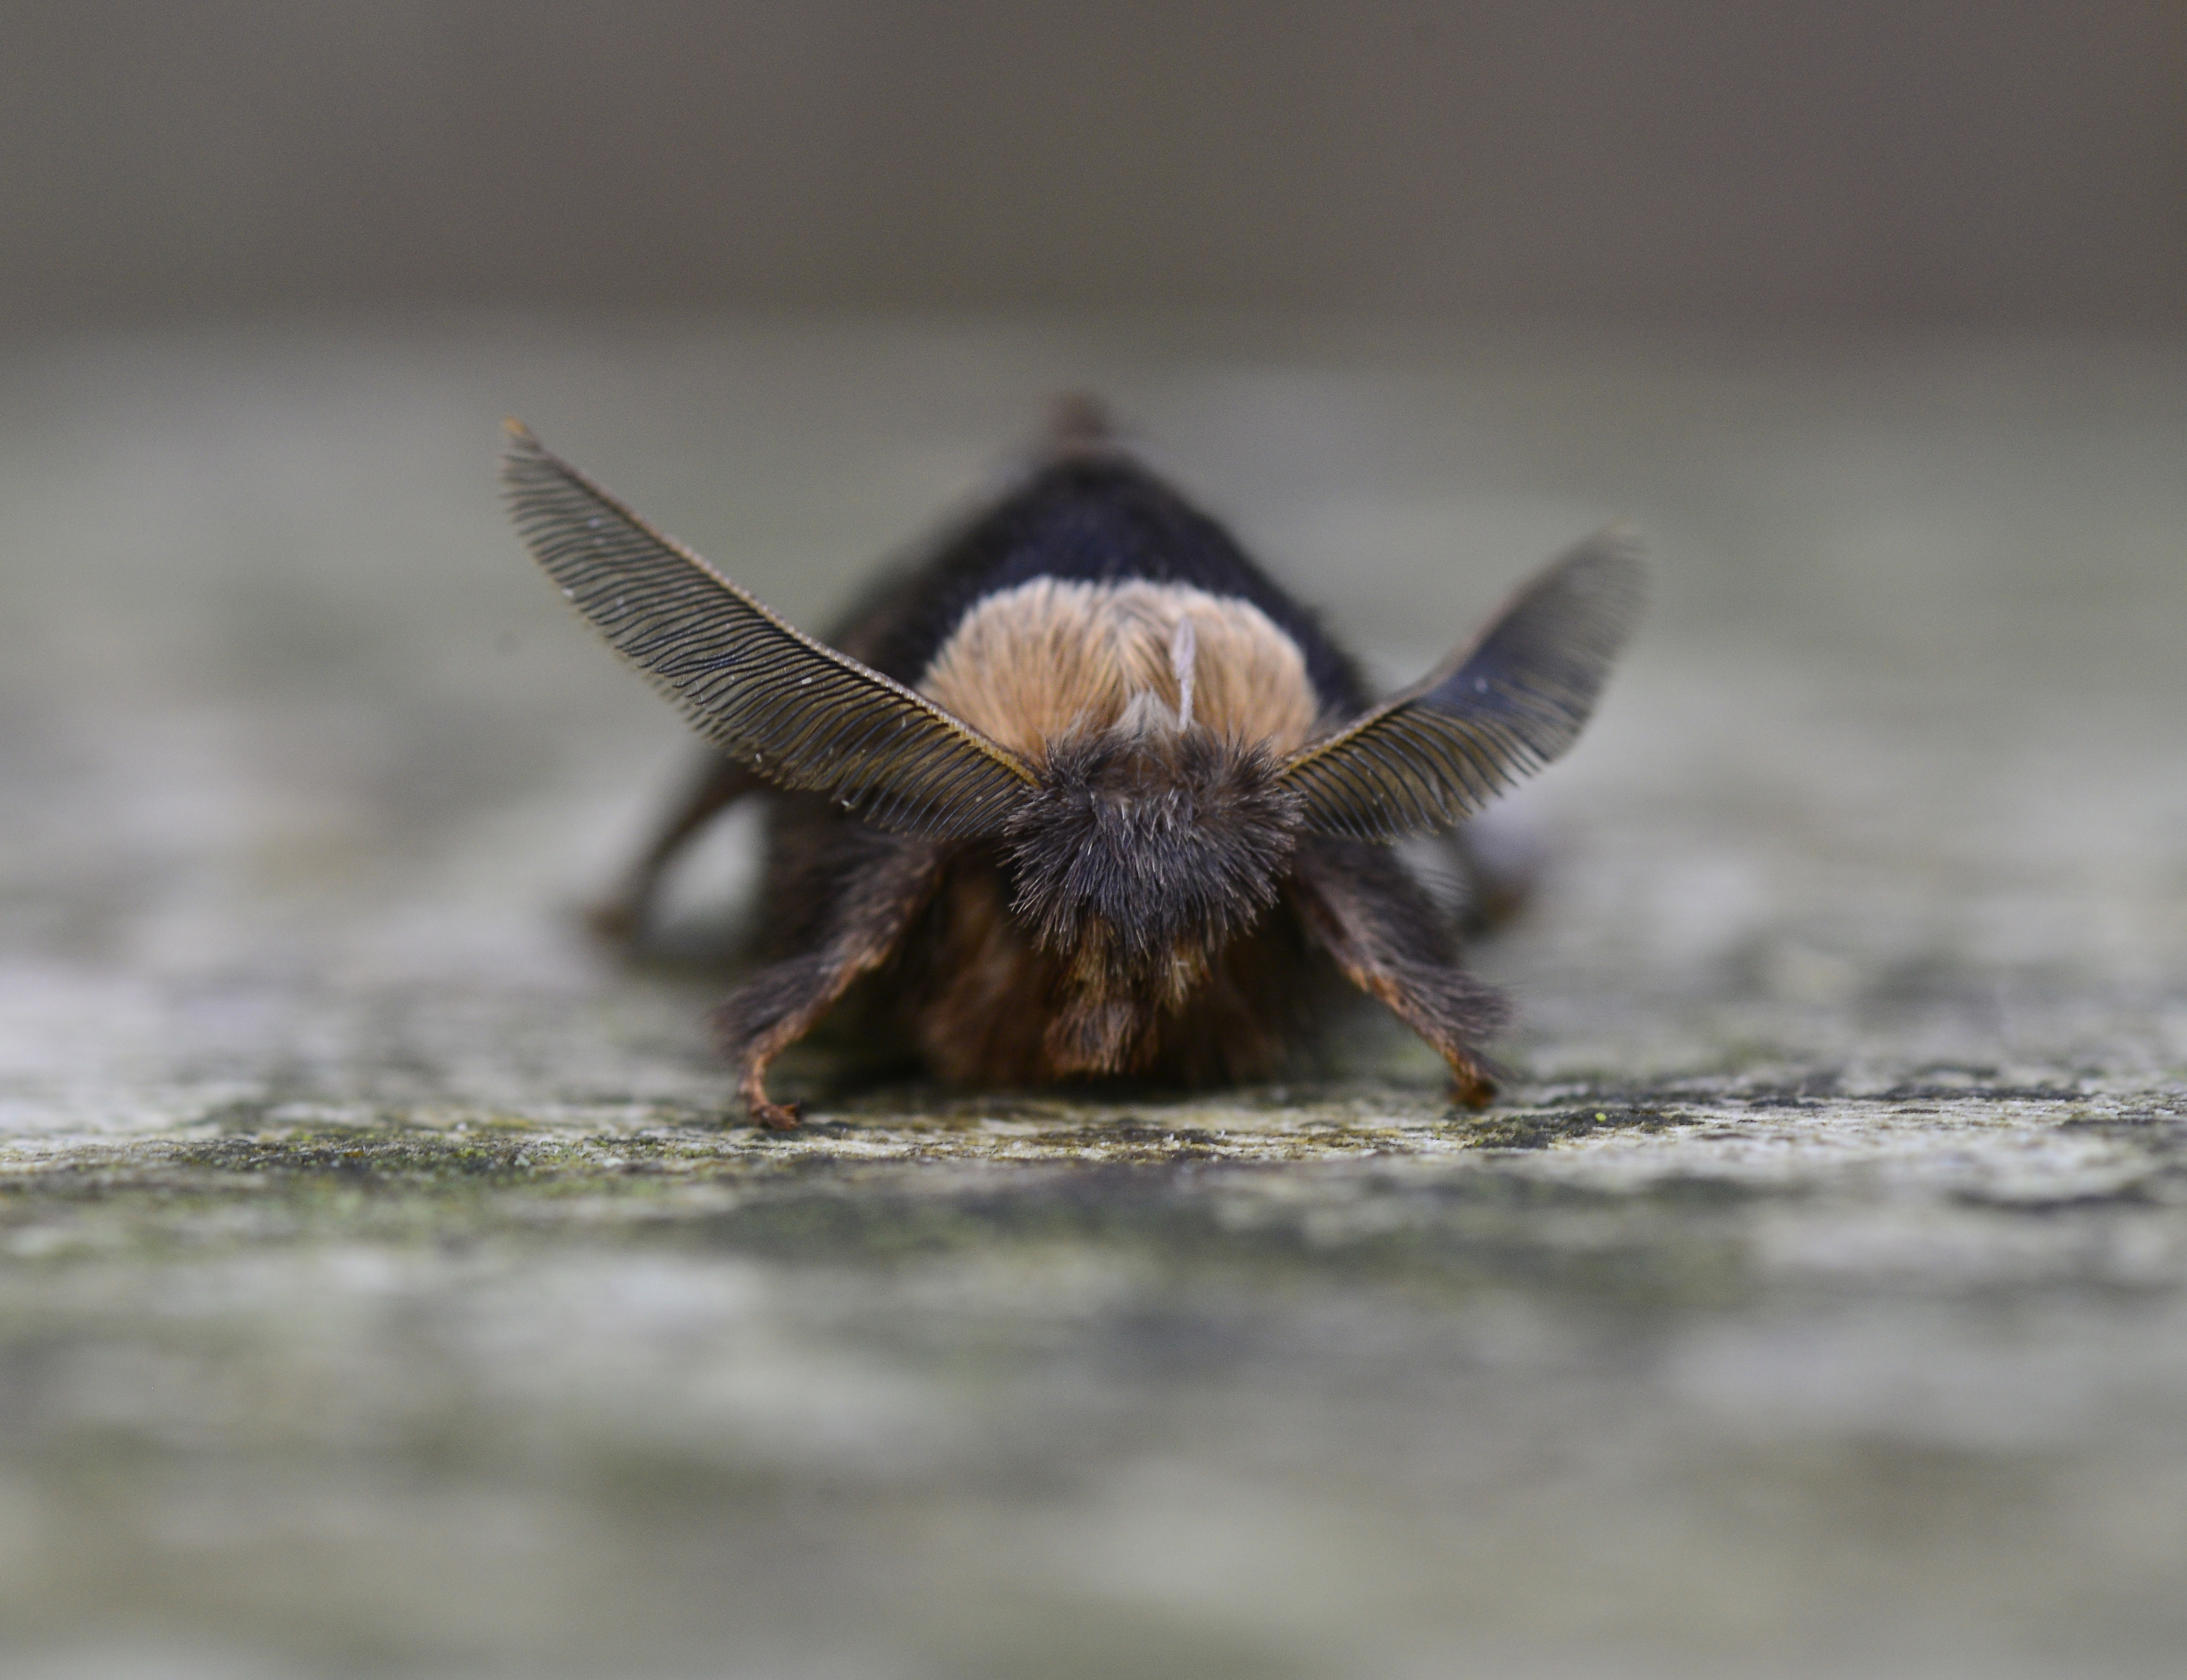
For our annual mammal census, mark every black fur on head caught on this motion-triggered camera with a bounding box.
[1001,726,1303,1073]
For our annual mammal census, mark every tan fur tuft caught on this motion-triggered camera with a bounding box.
[918,579,1318,760]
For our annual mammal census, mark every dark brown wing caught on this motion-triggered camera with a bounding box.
[501,422,1036,838]
[1279,529,1644,841]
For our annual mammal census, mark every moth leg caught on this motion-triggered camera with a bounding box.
[710,837,944,1129]
[589,751,763,945]
[1292,836,1514,1108]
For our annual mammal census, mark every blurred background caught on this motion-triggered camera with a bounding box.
[5,7,2187,1680]
[6,0,2183,329]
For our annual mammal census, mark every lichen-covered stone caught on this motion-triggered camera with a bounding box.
[2,323,2184,1677]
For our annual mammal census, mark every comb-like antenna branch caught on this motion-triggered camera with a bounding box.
[500,421,1038,839]
[1277,527,1645,839]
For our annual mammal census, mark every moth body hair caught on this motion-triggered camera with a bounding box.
[501,408,1642,1127]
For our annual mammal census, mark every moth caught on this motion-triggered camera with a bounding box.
[501,404,1641,1128]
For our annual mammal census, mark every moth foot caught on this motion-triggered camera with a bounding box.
[748,1096,804,1130]
[1448,1061,1499,1110]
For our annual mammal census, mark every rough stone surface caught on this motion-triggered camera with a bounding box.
[2,321,2184,1678]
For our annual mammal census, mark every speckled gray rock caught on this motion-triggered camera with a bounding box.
[2,322,2184,1678]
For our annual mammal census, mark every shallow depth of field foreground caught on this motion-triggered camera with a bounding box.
[3,320,2185,1679]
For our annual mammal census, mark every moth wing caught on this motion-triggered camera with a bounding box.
[502,423,1036,838]
[1278,528,1644,840]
